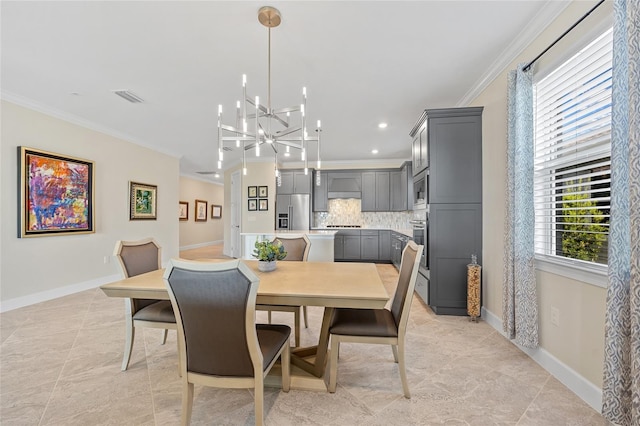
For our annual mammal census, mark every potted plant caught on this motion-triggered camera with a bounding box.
[252,239,287,272]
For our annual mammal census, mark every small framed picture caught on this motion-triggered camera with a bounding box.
[211,204,222,219]
[258,186,268,197]
[130,181,157,220]
[195,199,208,222]
[179,201,189,221]
[248,199,257,211]
[248,186,257,198]
[259,199,268,211]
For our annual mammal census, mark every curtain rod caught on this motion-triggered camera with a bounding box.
[522,0,605,72]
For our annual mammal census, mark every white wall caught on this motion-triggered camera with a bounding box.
[178,176,224,249]
[0,101,180,309]
[471,0,612,393]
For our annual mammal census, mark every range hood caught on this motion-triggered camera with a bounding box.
[327,173,362,199]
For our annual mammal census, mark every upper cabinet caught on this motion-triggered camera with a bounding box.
[409,107,483,204]
[313,170,328,212]
[410,118,428,176]
[278,170,312,195]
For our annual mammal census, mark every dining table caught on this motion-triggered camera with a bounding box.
[100,259,389,391]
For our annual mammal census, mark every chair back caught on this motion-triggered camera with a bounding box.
[273,235,311,261]
[390,241,423,330]
[114,238,162,278]
[164,259,263,377]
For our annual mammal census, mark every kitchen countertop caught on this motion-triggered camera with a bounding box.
[241,230,337,239]
[312,227,413,238]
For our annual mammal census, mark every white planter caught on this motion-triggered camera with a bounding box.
[258,260,277,272]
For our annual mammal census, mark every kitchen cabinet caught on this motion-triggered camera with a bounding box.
[361,172,376,211]
[429,203,482,315]
[390,162,412,211]
[334,230,361,260]
[278,170,311,194]
[313,170,328,212]
[411,120,428,176]
[390,231,410,270]
[361,230,379,260]
[361,171,390,212]
[411,107,483,315]
[378,230,391,261]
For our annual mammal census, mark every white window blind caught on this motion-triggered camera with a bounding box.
[533,28,612,265]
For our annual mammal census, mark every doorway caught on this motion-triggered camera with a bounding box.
[230,170,242,258]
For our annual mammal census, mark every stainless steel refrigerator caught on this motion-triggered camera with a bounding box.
[276,194,310,230]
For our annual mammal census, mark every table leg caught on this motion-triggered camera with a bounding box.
[290,307,334,378]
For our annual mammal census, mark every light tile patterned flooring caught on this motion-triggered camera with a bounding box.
[0,244,607,425]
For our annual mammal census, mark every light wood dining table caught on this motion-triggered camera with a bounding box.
[100,259,389,390]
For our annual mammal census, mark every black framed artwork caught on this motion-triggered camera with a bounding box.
[248,186,257,198]
[258,199,268,211]
[248,199,257,211]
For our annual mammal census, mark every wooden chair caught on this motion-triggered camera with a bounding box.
[328,240,423,398]
[114,238,176,371]
[164,259,290,426]
[256,235,311,347]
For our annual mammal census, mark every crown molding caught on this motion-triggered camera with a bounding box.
[180,173,224,186]
[457,1,571,106]
[1,91,181,159]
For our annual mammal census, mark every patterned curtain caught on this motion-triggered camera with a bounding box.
[502,64,538,348]
[601,1,640,424]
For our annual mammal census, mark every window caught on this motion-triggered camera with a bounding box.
[534,28,612,266]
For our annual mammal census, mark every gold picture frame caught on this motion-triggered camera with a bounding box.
[130,182,157,220]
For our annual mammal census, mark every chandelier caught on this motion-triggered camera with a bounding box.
[216,6,322,183]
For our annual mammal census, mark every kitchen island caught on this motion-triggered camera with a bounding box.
[241,230,337,262]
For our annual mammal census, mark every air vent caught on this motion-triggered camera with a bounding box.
[196,171,221,178]
[223,147,232,152]
[112,90,144,103]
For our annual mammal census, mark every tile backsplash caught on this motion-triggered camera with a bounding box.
[313,199,419,229]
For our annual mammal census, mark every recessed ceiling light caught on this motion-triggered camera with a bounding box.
[372,149,379,154]
[378,122,388,129]
[214,173,220,178]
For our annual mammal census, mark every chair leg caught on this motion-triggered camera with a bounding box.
[255,375,264,426]
[162,329,169,345]
[303,306,308,328]
[328,335,340,393]
[267,310,272,324]
[397,341,411,399]
[294,309,301,347]
[181,381,194,426]
[281,344,290,392]
[391,344,399,363]
[121,317,135,371]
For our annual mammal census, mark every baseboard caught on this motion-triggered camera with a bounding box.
[481,307,602,413]
[0,274,121,313]
[179,240,223,251]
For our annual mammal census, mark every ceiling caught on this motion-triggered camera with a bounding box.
[1,1,569,182]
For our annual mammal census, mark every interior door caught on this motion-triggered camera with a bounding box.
[230,170,241,258]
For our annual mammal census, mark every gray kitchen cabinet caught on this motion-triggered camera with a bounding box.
[278,170,311,194]
[411,107,483,316]
[343,237,361,260]
[378,230,391,261]
[411,121,428,176]
[429,111,482,204]
[429,203,482,315]
[334,234,344,260]
[361,172,376,211]
[361,230,379,260]
[391,162,412,211]
[375,172,390,211]
[334,230,361,260]
[362,171,391,212]
[313,170,328,212]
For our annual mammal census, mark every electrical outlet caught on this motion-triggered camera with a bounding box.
[103,255,110,264]
[550,306,560,327]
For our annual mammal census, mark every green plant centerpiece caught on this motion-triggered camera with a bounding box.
[253,239,287,272]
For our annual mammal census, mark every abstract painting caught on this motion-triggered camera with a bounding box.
[19,146,94,237]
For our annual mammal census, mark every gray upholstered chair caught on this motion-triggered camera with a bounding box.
[164,259,290,426]
[256,234,311,347]
[328,240,423,398]
[114,238,176,371]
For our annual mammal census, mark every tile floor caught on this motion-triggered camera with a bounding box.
[0,245,607,425]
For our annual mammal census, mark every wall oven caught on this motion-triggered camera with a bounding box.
[409,215,428,274]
